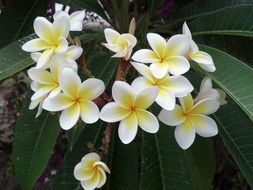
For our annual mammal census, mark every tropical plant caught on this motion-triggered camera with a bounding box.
[0,0,252,189]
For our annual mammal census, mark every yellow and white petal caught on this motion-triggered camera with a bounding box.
[48,86,61,98]
[54,37,68,54]
[80,100,99,124]
[168,75,193,97]
[42,93,73,111]
[131,76,152,94]
[97,168,107,188]
[81,170,100,190]
[124,47,133,60]
[29,96,44,110]
[103,43,122,53]
[158,105,186,126]
[104,28,120,44]
[118,113,138,144]
[34,17,53,44]
[179,94,193,113]
[36,49,54,69]
[81,152,100,169]
[59,104,80,130]
[31,52,41,62]
[74,162,96,181]
[134,86,159,109]
[182,22,192,39]
[27,67,53,84]
[131,62,154,81]
[52,14,70,38]
[112,81,134,109]
[156,88,175,110]
[132,49,160,63]
[100,102,130,122]
[190,51,216,72]
[175,120,195,150]
[190,115,218,137]
[166,34,190,56]
[112,47,128,58]
[59,68,81,98]
[189,40,199,54]
[147,33,166,57]
[136,109,159,133]
[93,161,110,174]
[22,38,51,52]
[79,78,105,100]
[66,46,83,60]
[121,33,137,48]
[166,56,190,75]
[150,62,169,79]
[31,86,54,100]
[191,98,220,115]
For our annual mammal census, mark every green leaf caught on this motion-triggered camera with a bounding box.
[196,45,253,121]
[189,5,253,37]
[0,34,35,81]
[168,0,253,24]
[51,121,105,189]
[12,97,60,190]
[0,0,47,47]
[55,0,108,22]
[103,129,139,190]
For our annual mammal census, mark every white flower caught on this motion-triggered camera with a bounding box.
[53,10,85,31]
[159,94,219,149]
[28,61,72,117]
[42,68,105,130]
[182,22,216,72]
[31,45,82,69]
[132,33,190,78]
[22,16,70,68]
[131,62,193,110]
[100,81,159,144]
[103,28,137,60]
[74,152,110,190]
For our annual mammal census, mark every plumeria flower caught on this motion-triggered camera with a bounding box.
[100,81,159,144]
[103,28,137,60]
[182,22,216,72]
[132,33,190,78]
[43,68,105,130]
[31,45,82,69]
[158,94,219,149]
[131,62,193,110]
[28,61,73,117]
[74,152,110,190]
[54,10,85,31]
[22,15,70,69]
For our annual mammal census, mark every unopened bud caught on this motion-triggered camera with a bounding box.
[128,17,136,35]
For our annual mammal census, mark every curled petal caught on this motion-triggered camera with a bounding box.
[136,109,159,133]
[118,113,138,144]
[80,170,100,190]
[93,161,110,174]
[158,105,186,126]
[134,86,159,109]
[59,104,80,130]
[80,100,99,124]
[97,168,107,188]
[81,153,100,169]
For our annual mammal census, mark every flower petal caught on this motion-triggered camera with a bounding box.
[34,17,53,44]
[31,52,41,62]
[36,49,54,69]
[59,68,81,97]
[69,11,85,31]
[156,88,175,110]
[190,51,216,72]
[167,56,190,75]
[179,94,193,113]
[31,86,54,100]
[182,22,192,39]
[166,34,190,56]
[131,62,154,81]
[81,170,100,190]
[52,14,70,38]
[97,168,107,188]
[100,102,130,122]
[147,33,166,57]
[191,98,220,115]
[74,162,96,181]
[150,62,169,79]
[158,105,186,126]
[121,34,137,48]
[134,86,158,109]
[103,43,122,52]
[118,113,138,144]
[28,67,54,84]
[79,78,105,100]
[175,120,195,150]
[59,104,80,130]
[81,152,100,169]
[42,93,73,111]
[112,47,127,58]
[94,161,110,173]
[136,109,159,133]
[190,115,218,137]
[132,49,159,63]
[168,75,193,97]
[104,28,120,44]
[80,100,99,124]
[54,37,68,54]
[131,76,152,94]
[66,45,83,60]
[112,81,134,109]
[53,11,69,20]
[22,39,51,52]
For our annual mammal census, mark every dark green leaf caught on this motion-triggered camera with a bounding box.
[12,97,60,190]
[0,0,47,47]
[189,6,253,37]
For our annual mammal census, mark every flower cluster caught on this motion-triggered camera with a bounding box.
[22,11,226,189]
